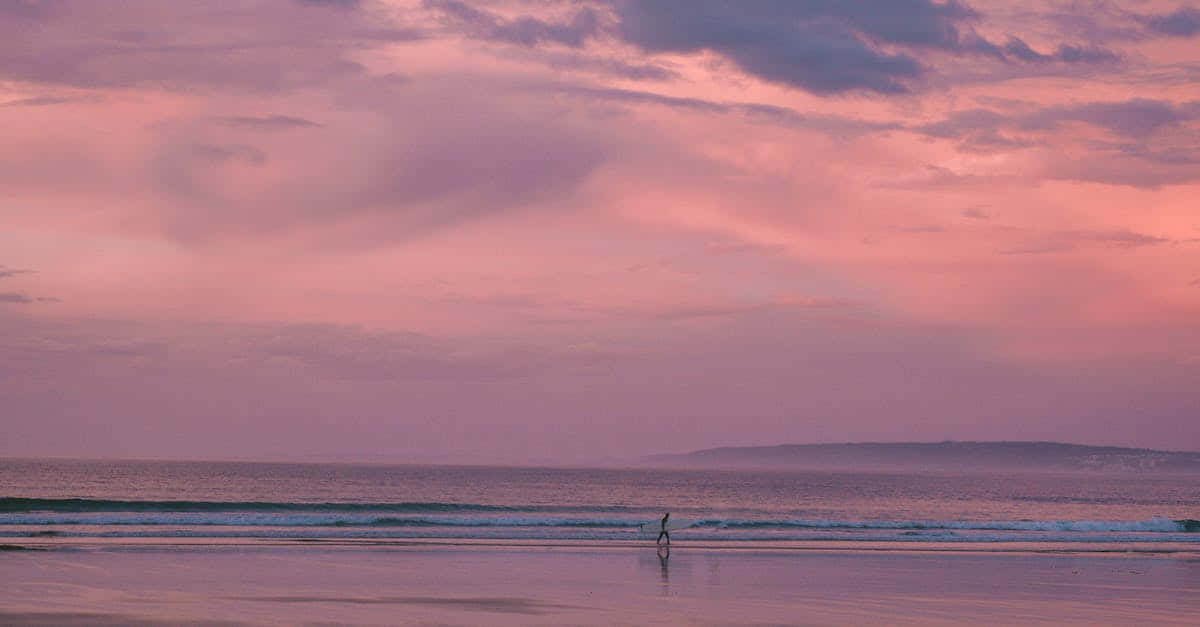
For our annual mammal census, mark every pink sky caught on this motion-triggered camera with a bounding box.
[2,0,1198,464]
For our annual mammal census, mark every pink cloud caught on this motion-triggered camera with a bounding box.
[2,0,1199,462]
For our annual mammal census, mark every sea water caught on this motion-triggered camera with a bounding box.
[2,458,1197,548]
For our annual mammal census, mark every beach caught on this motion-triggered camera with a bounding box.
[3,460,1198,624]
[3,540,1199,625]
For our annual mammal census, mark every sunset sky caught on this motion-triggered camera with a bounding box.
[2,0,1198,464]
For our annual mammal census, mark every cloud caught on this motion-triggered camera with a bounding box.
[554,84,898,136]
[129,80,615,243]
[0,317,621,383]
[637,296,856,321]
[553,85,727,113]
[426,0,599,48]
[610,0,932,94]
[1024,99,1200,137]
[1109,142,1200,165]
[88,339,169,357]
[604,1,1120,94]
[0,292,32,303]
[2,96,73,107]
[1045,153,1200,187]
[995,243,1075,256]
[1002,37,1048,62]
[0,1,420,92]
[1002,37,1119,65]
[226,324,486,381]
[295,0,360,8]
[922,99,1199,142]
[187,143,266,165]
[914,99,1200,183]
[918,108,1008,137]
[0,266,34,279]
[1064,229,1170,248]
[333,99,608,233]
[996,229,1170,255]
[506,49,678,82]
[892,224,946,233]
[914,108,1032,151]
[216,115,322,130]
[1145,6,1200,37]
[1053,43,1120,64]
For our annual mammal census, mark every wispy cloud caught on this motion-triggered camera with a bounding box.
[0,265,34,279]
[215,115,322,130]
[996,229,1169,255]
[0,292,32,303]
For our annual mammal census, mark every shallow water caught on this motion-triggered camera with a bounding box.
[3,543,1199,626]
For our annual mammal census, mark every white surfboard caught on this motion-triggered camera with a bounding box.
[637,517,695,539]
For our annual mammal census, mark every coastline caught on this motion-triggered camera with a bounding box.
[8,535,1200,554]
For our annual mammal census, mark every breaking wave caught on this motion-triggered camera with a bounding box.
[4,494,1195,533]
[689,517,1198,533]
[0,498,550,514]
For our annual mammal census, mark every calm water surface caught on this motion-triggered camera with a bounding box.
[2,458,1197,547]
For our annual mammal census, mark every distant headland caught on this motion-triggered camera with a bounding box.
[643,441,1200,472]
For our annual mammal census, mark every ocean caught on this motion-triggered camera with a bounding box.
[4,458,1198,549]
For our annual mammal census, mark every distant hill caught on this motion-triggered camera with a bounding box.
[644,441,1200,472]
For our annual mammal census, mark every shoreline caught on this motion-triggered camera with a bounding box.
[4,538,1199,625]
[8,535,1200,557]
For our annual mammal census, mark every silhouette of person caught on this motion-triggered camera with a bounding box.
[656,512,670,545]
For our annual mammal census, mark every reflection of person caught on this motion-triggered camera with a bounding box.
[657,512,670,545]
[657,543,670,585]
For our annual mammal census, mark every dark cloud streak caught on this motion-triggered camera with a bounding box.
[216,115,322,130]
[914,98,1200,186]
[610,0,930,94]
[1003,37,1119,64]
[519,50,678,82]
[555,84,899,136]
[2,96,73,107]
[425,0,599,48]
[1145,6,1200,37]
[605,1,1120,94]
[922,99,1200,140]
[996,229,1169,255]
[1029,99,1200,137]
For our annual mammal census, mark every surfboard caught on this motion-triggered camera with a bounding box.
[637,517,695,539]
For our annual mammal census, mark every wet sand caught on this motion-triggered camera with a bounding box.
[2,541,1198,625]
